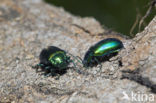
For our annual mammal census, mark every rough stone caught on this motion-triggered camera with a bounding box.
[0,0,155,103]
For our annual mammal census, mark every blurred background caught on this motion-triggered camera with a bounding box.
[45,0,156,37]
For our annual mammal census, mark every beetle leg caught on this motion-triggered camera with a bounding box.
[55,74,60,80]
[94,58,102,72]
[45,66,51,70]
[44,73,52,77]
[50,68,58,76]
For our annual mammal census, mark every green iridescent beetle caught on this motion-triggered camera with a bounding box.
[82,38,124,67]
[33,46,77,76]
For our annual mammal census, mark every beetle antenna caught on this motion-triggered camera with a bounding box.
[32,63,44,68]
[70,59,89,75]
[32,63,45,72]
[66,52,83,65]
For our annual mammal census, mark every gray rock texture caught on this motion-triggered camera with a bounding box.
[0,0,155,103]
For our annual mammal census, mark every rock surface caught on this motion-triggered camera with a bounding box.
[0,0,155,103]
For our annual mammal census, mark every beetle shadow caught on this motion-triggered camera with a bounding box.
[38,66,69,77]
[89,52,118,67]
